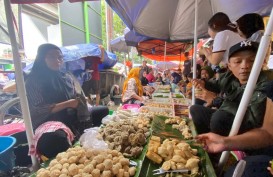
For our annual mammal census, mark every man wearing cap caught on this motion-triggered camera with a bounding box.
[190,40,273,136]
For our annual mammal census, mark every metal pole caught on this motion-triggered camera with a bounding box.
[4,0,39,169]
[18,4,24,49]
[191,0,198,105]
[218,7,273,171]
[83,2,90,43]
[105,0,109,51]
[105,0,113,51]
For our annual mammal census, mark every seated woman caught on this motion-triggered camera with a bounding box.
[26,44,108,159]
[170,72,182,92]
[140,71,149,86]
[140,70,154,98]
[162,70,171,85]
[122,68,145,104]
[155,73,163,84]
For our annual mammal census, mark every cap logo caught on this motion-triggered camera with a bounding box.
[240,40,252,47]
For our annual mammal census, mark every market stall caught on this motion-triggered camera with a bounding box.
[27,84,217,177]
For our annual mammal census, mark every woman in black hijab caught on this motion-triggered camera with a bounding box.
[26,44,108,158]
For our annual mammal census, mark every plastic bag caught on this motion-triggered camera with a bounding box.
[79,127,108,149]
[101,113,121,124]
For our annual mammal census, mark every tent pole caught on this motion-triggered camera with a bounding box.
[4,0,39,169]
[192,0,198,105]
[164,41,167,70]
[218,7,273,172]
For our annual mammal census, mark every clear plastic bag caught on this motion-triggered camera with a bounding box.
[79,127,108,149]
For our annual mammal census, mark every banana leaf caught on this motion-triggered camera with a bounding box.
[146,115,217,177]
[152,115,190,140]
[139,142,217,177]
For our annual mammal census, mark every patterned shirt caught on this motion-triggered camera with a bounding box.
[29,121,74,158]
[122,78,139,102]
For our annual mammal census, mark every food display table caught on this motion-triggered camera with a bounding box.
[31,98,217,177]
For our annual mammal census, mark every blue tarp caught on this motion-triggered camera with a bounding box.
[125,30,150,47]
[110,36,130,53]
[24,43,118,72]
[61,43,117,70]
[99,51,118,70]
[60,43,101,62]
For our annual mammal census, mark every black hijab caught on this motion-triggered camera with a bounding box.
[27,44,75,104]
[171,72,182,84]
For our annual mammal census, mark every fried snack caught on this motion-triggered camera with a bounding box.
[146,150,163,164]
[151,135,161,142]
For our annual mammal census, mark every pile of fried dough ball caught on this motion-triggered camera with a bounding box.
[36,146,136,177]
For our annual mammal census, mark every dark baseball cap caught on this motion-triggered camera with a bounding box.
[228,40,259,59]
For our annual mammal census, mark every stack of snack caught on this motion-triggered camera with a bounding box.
[99,119,150,158]
[146,136,200,175]
[139,106,174,117]
[165,117,192,139]
[173,105,189,116]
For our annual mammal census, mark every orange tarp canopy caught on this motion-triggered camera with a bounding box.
[138,39,207,61]
[137,40,192,62]
[143,52,192,62]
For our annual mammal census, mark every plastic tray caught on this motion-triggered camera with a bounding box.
[173,98,192,105]
[139,106,174,116]
[121,104,140,109]
[144,102,173,109]
[152,92,171,99]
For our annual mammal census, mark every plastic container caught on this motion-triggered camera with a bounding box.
[0,123,25,136]
[0,136,16,172]
[108,110,114,115]
[121,104,140,110]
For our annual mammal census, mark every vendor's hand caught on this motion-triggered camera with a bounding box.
[204,47,212,54]
[66,99,79,108]
[98,45,104,50]
[199,46,206,55]
[192,79,205,89]
[196,133,226,153]
[146,92,151,97]
[267,161,273,176]
[196,89,217,107]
